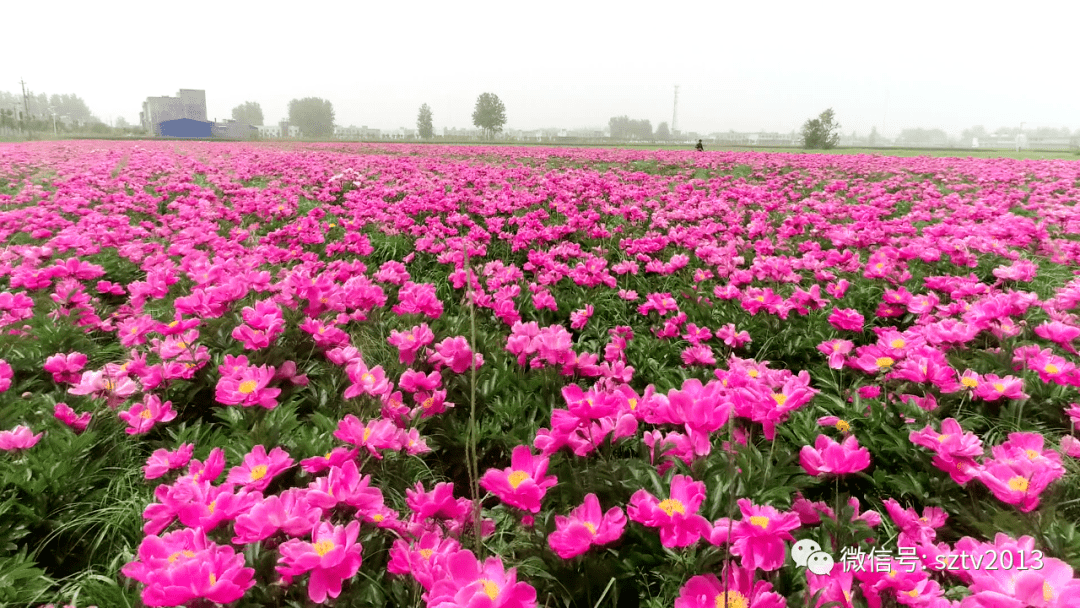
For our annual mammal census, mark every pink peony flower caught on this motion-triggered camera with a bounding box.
[675,564,785,608]
[225,445,294,491]
[0,425,42,451]
[709,499,801,571]
[627,474,711,548]
[828,307,865,332]
[143,443,195,480]
[425,549,537,608]
[800,434,871,476]
[480,445,558,513]
[388,324,435,365]
[118,394,176,435]
[547,493,626,559]
[277,520,363,603]
[215,363,281,408]
[53,402,92,434]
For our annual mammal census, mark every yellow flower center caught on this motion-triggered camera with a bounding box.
[961,377,978,388]
[907,589,919,598]
[1045,364,1059,374]
[419,548,434,560]
[168,550,196,563]
[250,465,268,481]
[176,342,187,350]
[238,380,258,394]
[583,521,597,534]
[750,515,769,529]
[1008,476,1029,492]
[208,500,216,514]
[748,370,759,378]
[1044,580,1054,601]
[103,379,115,391]
[889,339,905,349]
[361,373,374,384]
[168,320,179,328]
[313,539,335,557]
[209,573,217,586]
[835,420,850,433]
[478,579,500,600]
[1026,449,1040,460]
[628,398,638,410]
[772,394,787,406]
[755,296,764,302]
[422,397,435,409]
[373,514,384,522]
[363,428,372,442]
[714,590,749,608]
[658,498,686,516]
[993,383,1005,392]
[875,357,895,369]
[507,470,529,489]
[129,327,138,334]
[937,434,948,443]
[325,451,333,460]
[140,408,152,419]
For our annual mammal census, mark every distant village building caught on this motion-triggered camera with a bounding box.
[257,125,281,138]
[159,118,212,138]
[211,119,257,140]
[140,89,207,136]
[334,125,381,140]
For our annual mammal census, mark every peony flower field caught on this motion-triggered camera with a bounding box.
[2,140,1080,607]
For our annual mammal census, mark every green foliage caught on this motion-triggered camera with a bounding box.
[801,108,841,149]
[472,93,507,138]
[231,101,264,126]
[417,103,435,139]
[287,97,336,138]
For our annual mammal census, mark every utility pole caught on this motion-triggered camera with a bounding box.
[672,85,680,136]
[20,78,30,134]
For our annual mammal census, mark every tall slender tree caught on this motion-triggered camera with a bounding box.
[417,103,434,139]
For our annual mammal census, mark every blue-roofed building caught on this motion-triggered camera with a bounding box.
[159,118,212,138]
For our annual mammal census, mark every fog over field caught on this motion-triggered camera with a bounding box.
[4,0,1079,137]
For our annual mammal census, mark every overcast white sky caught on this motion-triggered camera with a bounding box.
[5,0,1078,137]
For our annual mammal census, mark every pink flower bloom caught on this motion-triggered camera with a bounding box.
[407,481,472,522]
[800,435,871,476]
[480,445,558,513]
[343,359,392,399]
[300,446,359,474]
[333,416,403,458]
[828,308,865,332]
[393,281,444,319]
[972,374,1028,401]
[570,305,594,330]
[0,425,42,451]
[68,370,139,408]
[426,549,537,608]
[1062,435,1080,459]
[675,564,785,608]
[118,395,176,435]
[711,499,801,572]
[909,418,983,484]
[715,323,752,348]
[388,324,435,365]
[232,489,322,543]
[429,336,480,374]
[277,520,363,604]
[226,445,294,491]
[43,352,88,384]
[143,443,195,480]
[53,402,91,433]
[399,369,442,393]
[627,474,711,548]
[122,528,255,607]
[215,363,281,408]
[387,532,460,590]
[547,493,626,559]
[976,454,1062,512]
[817,339,854,369]
[681,344,717,367]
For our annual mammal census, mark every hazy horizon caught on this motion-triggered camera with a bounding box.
[5,0,1078,138]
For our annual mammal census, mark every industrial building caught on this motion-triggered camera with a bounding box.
[140,89,207,136]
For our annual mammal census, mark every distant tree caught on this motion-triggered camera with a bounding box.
[869,126,880,146]
[287,97,335,138]
[115,116,129,129]
[231,101,264,126]
[655,121,670,140]
[608,116,653,140]
[801,108,841,149]
[417,103,434,139]
[472,93,506,138]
